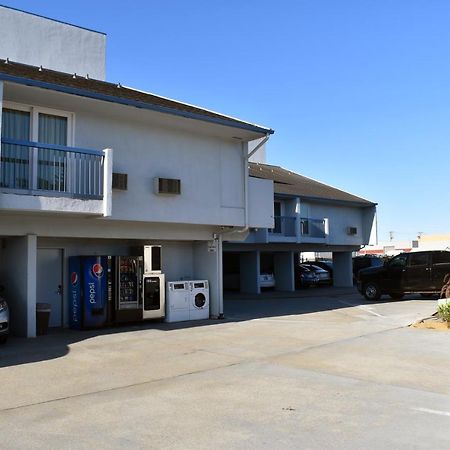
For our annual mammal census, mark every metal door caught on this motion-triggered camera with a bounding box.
[403,252,431,291]
[37,249,63,327]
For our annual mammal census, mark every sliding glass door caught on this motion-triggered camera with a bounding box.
[0,108,31,189]
[37,113,68,191]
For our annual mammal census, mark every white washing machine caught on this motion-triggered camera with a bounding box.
[165,281,190,323]
[189,280,210,320]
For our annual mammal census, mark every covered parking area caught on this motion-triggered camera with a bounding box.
[223,244,356,295]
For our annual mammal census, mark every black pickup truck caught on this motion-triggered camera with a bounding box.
[357,250,450,300]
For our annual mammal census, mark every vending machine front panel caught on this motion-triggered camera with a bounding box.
[68,256,82,329]
[143,274,165,319]
[117,256,141,310]
[83,256,108,328]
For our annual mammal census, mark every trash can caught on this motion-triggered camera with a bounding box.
[36,302,51,335]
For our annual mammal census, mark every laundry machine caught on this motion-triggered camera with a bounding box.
[189,280,210,320]
[165,281,190,323]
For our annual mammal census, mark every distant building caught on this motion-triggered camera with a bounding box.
[417,233,450,251]
[357,240,419,257]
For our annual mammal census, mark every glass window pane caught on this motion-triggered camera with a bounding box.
[38,113,67,146]
[1,109,30,189]
[38,113,68,191]
[409,253,428,266]
[2,108,30,139]
[390,255,407,267]
[433,252,450,264]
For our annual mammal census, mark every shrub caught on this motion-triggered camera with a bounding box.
[437,302,450,322]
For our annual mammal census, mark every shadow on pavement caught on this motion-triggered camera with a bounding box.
[224,287,402,320]
[0,288,437,369]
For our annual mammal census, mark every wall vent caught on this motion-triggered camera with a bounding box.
[112,172,128,190]
[347,227,358,235]
[154,177,181,195]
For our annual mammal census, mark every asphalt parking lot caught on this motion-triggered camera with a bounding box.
[0,289,449,449]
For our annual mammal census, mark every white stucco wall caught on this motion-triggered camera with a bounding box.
[76,110,246,226]
[2,83,272,229]
[248,177,274,229]
[302,201,369,246]
[248,137,267,163]
[0,6,106,80]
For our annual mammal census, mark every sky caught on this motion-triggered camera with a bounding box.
[2,0,449,242]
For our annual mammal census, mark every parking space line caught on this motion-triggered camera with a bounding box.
[338,300,385,317]
[413,407,450,417]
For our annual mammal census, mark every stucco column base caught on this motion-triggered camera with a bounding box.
[240,251,260,294]
[274,252,295,291]
[333,251,353,287]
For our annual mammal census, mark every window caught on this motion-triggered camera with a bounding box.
[433,252,450,264]
[389,254,407,268]
[1,108,31,189]
[37,113,68,190]
[272,201,282,233]
[1,102,73,191]
[408,253,429,267]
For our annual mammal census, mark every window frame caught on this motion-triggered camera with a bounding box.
[389,254,408,268]
[408,252,429,267]
[1,101,75,192]
[2,101,75,146]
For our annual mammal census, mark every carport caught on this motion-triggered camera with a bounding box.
[223,246,354,295]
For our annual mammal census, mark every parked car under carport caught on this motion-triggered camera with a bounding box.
[0,286,9,344]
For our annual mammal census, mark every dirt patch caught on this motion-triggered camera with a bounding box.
[412,317,449,331]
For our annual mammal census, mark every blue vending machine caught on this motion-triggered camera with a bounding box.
[69,256,109,329]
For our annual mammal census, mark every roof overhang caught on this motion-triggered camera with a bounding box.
[0,72,274,137]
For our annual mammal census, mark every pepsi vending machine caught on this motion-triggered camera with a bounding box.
[69,256,109,329]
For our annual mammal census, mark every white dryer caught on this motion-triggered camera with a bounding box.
[165,281,190,323]
[189,280,210,320]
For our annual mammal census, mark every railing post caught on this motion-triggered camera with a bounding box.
[102,148,113,217]
[324,218,329,242]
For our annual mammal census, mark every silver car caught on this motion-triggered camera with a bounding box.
[0,287,9,344]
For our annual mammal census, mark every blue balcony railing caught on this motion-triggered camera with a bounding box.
[269,216,296,237]
[300,217,326,238]
[0,138,104,199]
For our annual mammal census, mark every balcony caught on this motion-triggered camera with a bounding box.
[300,217,326,239]
[268,216,297,241]
[0,138,112,215]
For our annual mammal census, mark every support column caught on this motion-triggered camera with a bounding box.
[102,148,113,217]
[193,238,222,319]
[240,251,260,294]
[274,252,295,291]
[333,251,353,287]
[2,234,37,337]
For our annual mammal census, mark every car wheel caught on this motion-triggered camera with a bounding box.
[389,293,405,299]
[443,284,450,299]
[420,293,434,298]
[363,282,381,301]
[0,335,8,344]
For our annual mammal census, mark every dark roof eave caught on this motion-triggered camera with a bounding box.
[296,194,377,208]
[0,73,274,136]
[271,190,376,207]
